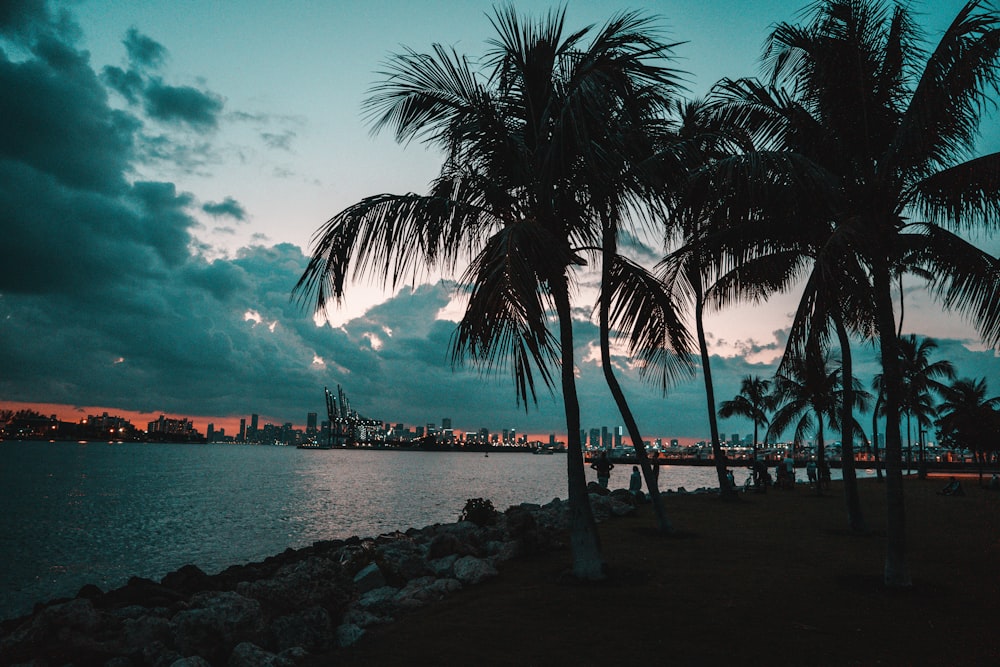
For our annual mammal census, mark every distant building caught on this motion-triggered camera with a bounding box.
[306,412,318,436]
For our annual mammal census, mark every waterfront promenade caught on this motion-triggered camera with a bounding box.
[326,476,999,666]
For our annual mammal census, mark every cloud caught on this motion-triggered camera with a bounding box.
[123,27,166,71]
[202,196,247,221]
[143,79,224,131]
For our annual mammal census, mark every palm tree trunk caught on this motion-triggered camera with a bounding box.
[553,273,606,580]
[816,418,825,497]
[872,394,884,482]
[599,224,673,534]
[692,275,736,500]
[874,263,911,587]
[834,313,866,532]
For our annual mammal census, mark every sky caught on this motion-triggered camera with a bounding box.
[1,0,999,443]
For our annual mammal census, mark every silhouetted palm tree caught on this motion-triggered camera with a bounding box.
[768,343,870,496]
[716,0,1000,586]
[897,335,955,466]
[294,7,681,579]
[936,377,1000,480]
[719,375,775,462]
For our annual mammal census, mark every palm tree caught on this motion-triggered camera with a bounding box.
[294,7,682,580]
[716,0,1000,587]
[936,377,1000,480]
[897,335,955,467]
[719,375,775,462]
[768,342,871,496]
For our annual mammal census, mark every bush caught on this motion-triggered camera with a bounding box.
[459,498,498,527]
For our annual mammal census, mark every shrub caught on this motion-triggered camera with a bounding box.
[459,498,498,527]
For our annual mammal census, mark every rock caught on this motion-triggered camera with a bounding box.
[393,577,462,611]
[428,554,458,577]
[335,622,365,648]
[352,561,386,594]
[227,641,278,667]
[173,591,265,664]
[236,556,349,616]
[161,564,215,595]
[101,576,185,609]
[342,607,391,629]
[356,585,400,615]
[76,583,104,600]
[452,556,498,585]
[171,656,213,667]
[269,605,333,653]
[587,481,611,495]
[374,539,431,585]
[122,614,174,652]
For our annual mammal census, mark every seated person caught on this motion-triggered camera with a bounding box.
[937,477,964,496]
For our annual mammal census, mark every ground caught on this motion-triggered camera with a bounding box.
[315,474,1000,666]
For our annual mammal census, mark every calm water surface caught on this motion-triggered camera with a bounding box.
[0,441,825,619]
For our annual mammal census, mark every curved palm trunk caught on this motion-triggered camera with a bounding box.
[553,274,606,579]
[834,313,866,532]
[874,263,911,587]
[692,276,736,500]
[599,225,673,534]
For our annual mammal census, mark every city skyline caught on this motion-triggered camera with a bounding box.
[2,1,999,441]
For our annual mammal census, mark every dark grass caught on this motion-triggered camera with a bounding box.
[311,477,1000,666]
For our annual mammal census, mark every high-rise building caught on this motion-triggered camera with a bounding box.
[441,417,452,430]
[249,413,259,442]
[589,428,601,448]
[307,412,318,436]
[601,426,609,449]
[614,426,624,448]
[207,423,215,442]
[239,418,246,442]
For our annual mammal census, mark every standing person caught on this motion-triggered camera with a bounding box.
[784,451,796,485]
[629,465,642,494]
[806,459,818,487]
[591,451,614,489]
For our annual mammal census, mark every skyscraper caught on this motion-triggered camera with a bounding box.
[307,412,318,436]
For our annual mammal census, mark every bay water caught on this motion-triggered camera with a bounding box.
[0,441,862,620]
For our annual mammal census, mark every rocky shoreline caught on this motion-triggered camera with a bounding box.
[0,484,674,666]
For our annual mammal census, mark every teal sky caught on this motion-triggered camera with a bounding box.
[1,0,998,440]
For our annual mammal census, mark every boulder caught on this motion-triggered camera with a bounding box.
[172,591,265,663]
[352,562,386,594]
[161,564,215,595]
[171,656,212,667]
[268,605,333,653]
[334,623,365,648]
[452,556,498,585]
[393,577,462,612]
[236,556,349,615]
[227,641,278,667]
[356,585,399,615]
[375,540,431,585]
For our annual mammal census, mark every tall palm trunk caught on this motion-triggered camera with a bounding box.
[692,273,736,500]
[834,313,866,531]
[872,394,884,481]
[599,224,673,534]
[553,273,606,579]
[873,262,911,587]
[815,418,825,496]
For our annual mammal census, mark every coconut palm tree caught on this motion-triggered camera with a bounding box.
[936,377,1000,479]
[897,335,955,466]
[294,7,683,579]
[714,0,1000,587]
[768,341,871,496]
[719,375,775,462]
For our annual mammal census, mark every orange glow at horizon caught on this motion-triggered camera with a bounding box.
[2,401,703,446]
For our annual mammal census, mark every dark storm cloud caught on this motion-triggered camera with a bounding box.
[123,27,166,70]
[202,196,247,221]
[143,79,224,131]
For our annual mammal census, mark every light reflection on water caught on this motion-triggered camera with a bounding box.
[0,441,869,620]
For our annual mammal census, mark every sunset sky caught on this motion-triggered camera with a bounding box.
[2,0,999,442]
